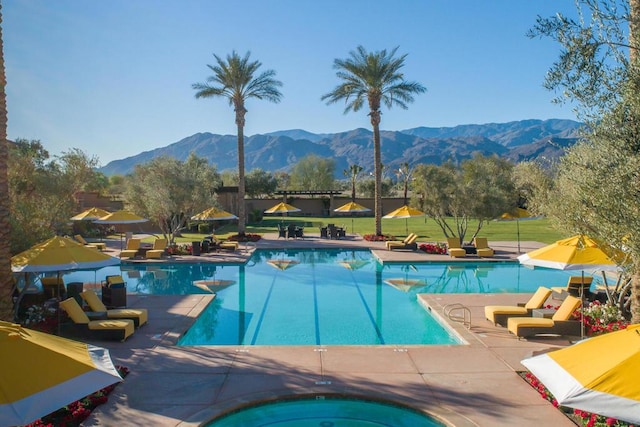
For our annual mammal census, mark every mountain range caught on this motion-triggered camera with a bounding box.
[99,118,584,176]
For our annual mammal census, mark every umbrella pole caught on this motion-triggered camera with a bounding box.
[516,219,521,254]
[580,271,585,339]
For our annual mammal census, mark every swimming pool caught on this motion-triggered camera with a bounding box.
[60,249,601,346]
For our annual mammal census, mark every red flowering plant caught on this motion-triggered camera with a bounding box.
[25,366,130,427]
[521,371,632,427]
[228,233,262,242]
[577,300,629,336]
[418,243,447,254]
[363,234,395,241]
[20,304,58,334]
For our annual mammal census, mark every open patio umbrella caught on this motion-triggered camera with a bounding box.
[94,210,148,249]
[521,324,640,423]
[191,207,238,221]
[70,207,111,221]
[499,207,535,254]
[383,205,425,235]
[11,236,121,273]
[334,201,371,235]
[264,202,301,215]
[0,321,123,427]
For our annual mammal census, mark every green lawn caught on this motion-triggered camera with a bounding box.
[159,216,564,245]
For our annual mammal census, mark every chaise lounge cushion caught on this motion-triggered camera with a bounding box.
[507,296,582,338]
[484,286,552,326]
[146,238,168,259]
[60,297,134,341]
[81,289,148,327]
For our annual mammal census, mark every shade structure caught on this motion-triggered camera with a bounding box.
[334,202,371,235]
[383,205,425,235]
[499,208,535,254]
[264,202,301,214]
[94,210,148,225]
[70,207,111,221]
[521,324,640,423]
[0,321,122,427]
[11,236,120,273]
[517,235,624,272]
[191,207,238,221]
[266,259,299,271]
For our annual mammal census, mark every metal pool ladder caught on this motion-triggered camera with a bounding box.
[443,303,471,329]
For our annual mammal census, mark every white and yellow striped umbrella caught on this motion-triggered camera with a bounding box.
[0,321,122,426]
[522,324,640,423]
[264,202,301,214]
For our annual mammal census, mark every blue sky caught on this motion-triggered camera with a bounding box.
[4,0,579,165]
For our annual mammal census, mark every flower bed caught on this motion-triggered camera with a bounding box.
[579,300,629,336]
[418,242,447,254]
[363,234,395,241]
[228,233,262,242]
[25,366,129,427]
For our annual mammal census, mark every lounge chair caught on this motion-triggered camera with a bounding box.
[473,237,494,257]
[41,276,66,300]
[446,238,466,258]
[120,238,141,259]
[386,233,417,250]
[146,238,168,259]
[551,276,594,300]
[215,237,239,252]
[387,233,418,251]
[484,286,552,326]
[74,234,106,251]
[59,297,135,341]
[507,295,582,339]
[81,289,147,327]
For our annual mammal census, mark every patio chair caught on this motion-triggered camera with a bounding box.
[385,233,416,250]
[59,297,135,342]
[146,238,168,259]
[507,295,582,339]
[551,276,594,300]
[74,234,106,251]
[81,289,147,327]
[278,225,287,239]
[446,238,466,258]
[484,286,552,326]
[120,238,141,259]
[473,237,494,257]
[387,233,419,251]
[41,276,66,300]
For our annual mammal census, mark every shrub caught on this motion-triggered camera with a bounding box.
[419,243,447,254]
[228,233,262,242]
[363,234,394,241]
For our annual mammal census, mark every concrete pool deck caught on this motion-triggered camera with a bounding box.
[79,234,577,426]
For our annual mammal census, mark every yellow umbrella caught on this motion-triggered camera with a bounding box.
[383,205,425,235]
[70,207,111,221]
[517,235,625,272]
[0,321,122,426]
[334,202,371,235]
[499,208,535,253]
[267,259,300,271]
[521,324,640,423]
[11,236,120,273]
[191,207,238,221]
[264,202,301,214]
[95,210,148,249]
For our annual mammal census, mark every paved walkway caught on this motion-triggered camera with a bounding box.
[80,234,576,427]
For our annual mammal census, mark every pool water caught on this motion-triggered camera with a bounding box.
[60,249,601,346]
[207,397,444,426]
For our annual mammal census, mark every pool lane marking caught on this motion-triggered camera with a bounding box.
[312,263,321,345]
[351,271,385,345]
[250,274,278,345]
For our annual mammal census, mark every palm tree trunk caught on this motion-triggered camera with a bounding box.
[0,3,13,321]
[373,124,382,236]
[235,108,246,236]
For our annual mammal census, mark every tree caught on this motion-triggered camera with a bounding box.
[245,168,277,198]
[413,156,516,245]
[530,0,640,322]
[322,46,426,236]
[343,164,363,200]
[193,51,283,236]
[0,3,11,321]
[124,154,221,244]
[395,162,414,205]
[289,154,335,190]
[57,148,108,194]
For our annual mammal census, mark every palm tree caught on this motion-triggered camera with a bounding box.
[193,51,282,236]
[322,46,426,236]
[0,2,12,321]
[343,164,363,201]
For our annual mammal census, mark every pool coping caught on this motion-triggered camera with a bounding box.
[80,235,577,427]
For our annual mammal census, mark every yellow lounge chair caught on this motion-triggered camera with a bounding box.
[484,286,552,326]
[60,297,134,341]
[81,289,147,327]
[120,238,141,259]
[387,233,419,251]
[507,295,582,339]
[551,276,594,299]
[446,237,466,258]
[386,233,417,250]
[474,237,494,257]
[74,234,106,251]
[146,238,168,259]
